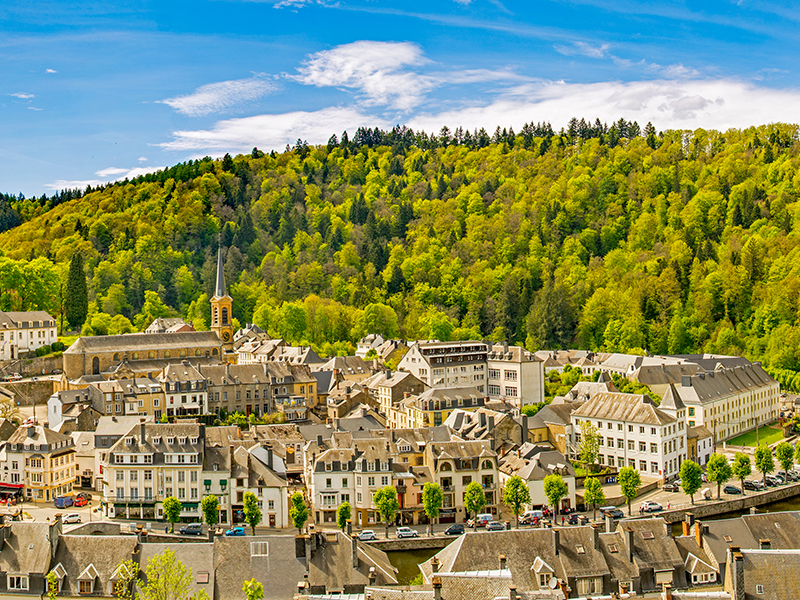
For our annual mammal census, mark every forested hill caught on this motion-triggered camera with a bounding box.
[2,121,800,386]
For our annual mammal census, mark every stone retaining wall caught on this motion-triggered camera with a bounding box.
[657,481,800,523]
[0,355,63,377]
[365,536,456,552]
[2,380,57,406]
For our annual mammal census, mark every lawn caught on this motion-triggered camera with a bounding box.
[726,422,784,447]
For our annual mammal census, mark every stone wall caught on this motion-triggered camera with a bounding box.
[657,481,800,523]
[2,380,57,406]
[364,536,456,552]
[0,355,63,378]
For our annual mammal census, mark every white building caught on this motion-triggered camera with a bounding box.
[397,340,488,392]
[355,334,385,358]
[571,390,687,482]
[486,343,545,407]
[0,311,58,361]
[160,361,209,416]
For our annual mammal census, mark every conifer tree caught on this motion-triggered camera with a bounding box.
[65,252,88,331]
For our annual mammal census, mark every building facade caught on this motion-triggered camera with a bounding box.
[397,341,488,392]
[0,311,57,361]
[4,425,76,502]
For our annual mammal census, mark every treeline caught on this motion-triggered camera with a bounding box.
[1,120,800,374]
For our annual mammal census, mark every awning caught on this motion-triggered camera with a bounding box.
[0,484,24,493]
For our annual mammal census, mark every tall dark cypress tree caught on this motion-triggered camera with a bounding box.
[65,252,88,331]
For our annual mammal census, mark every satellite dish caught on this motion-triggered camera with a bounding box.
[549,577,559,589]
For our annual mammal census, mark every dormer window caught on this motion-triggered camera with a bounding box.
[166,437,175,445]
[190,437,198,444]
[8,575,28,591]
[49,563,66,592]
[125,437,134,445]
[153,437,161,445]
[178,437,187,445]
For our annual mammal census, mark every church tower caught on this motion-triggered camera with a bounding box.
[210,246,234,353]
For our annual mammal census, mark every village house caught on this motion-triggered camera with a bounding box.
[0,310,58,361]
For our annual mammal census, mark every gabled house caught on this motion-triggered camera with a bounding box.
[48,535,139,597]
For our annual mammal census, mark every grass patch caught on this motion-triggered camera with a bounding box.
[727,422,784,447]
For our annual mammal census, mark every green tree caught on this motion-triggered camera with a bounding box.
[543,474,568,518]
[374,485,400,539]
[583,477,606,522]
[775,441,794,482]
[526,280,576,349]
[46,571,58,600]
[755,445,775,485]
[732,452,752,495]
[336,502,351,531]
[422,482,443,536]
[706,453,732,499]
[162,496,182,533]
[502,475,531,527]
[242,579,264,600]
[578,420,601,473]
[680,460,703,504]
[243,492,262,535]
[201,495,219,530]
[618,466,641,516]
[463,480,487,523]
[289,491,308,535]
[356,303,399,338]
[111,559,137,600]
[65,252,88,331]
[138,548,209,600]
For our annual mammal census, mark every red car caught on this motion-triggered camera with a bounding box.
[73,497,88,507]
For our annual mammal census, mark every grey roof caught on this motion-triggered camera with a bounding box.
[660,383,686,411]
[95,415,155,438]
[572,392,675,426]
[64,331,222,353]
[0,310,55,327]
[672,363,776,406]
[50,535,138,596]
[536,402,581,426]
[734,549,800,600]
[8,423,75,448]
[0,522,53,574]
[214,246,228,299]
[138,543,214,598]
[620,518,683,573]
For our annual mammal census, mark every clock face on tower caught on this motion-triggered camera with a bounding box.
[222,331,231,342]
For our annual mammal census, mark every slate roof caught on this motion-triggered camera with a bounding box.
[64,331,222,353]
[660,383,686,411]
[50,535,138,596]
[138,543,214,598]
[8,423,74,448]
[733,549,800,600]
[572,392,675,426]
[0,522,53,575]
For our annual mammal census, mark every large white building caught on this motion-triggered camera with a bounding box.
[0,311,57,361]
[487,343,545,407]
[570,390,687,482]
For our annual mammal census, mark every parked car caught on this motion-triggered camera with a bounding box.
[396,527,419,538]
[567,514,580,525]
[63,513,81,524]
[467,513,493,528]
[486,521,506,531]
[358,530,378,541]
[723,484,742,495]
[76,492,92,500]
[599,506,625,519]
[54,496,73,509]
[765,475,781,487]
[519,510,543,525]
[778,470,799,482]
[73,497,88,507]
[662,482,680,492]
[743,480,765,491]
[225,527,245,536]
[642,501,663,513]
[444,524,465,536]
[179,523,203,536]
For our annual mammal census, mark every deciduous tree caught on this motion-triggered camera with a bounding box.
[422,482,443,535]
[618,467,641,516]
[290,492,308,535]
[463,481,487,523]
[583,477,606,522]
[374,486,400,539]
[706,453,732,499]
[543,474,567,518]
[502,475,531,527]
[732,452,752,495]
[680,460,703,504]
[755,445,775,485]
[162,496,182,533]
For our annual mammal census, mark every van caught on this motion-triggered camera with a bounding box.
[520,510,543,524]
[469,513,493,528]
[54,496,73,509]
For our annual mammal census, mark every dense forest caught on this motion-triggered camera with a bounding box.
[2,119,800,387]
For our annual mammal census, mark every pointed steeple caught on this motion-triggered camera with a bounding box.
[214,245,227,299]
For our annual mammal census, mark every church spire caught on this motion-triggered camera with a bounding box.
[215,245,227,298]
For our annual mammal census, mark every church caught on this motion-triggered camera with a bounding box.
[62,248,236,380]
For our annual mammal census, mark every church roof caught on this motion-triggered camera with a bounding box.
[64,331,222,354]
[213,246,230,299]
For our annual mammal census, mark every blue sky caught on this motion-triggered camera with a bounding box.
[2,0,800,196]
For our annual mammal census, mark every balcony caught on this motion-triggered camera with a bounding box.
[442,485,454,492]
[112,496,157,504]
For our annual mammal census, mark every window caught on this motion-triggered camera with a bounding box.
[651,427,657,435]
[251,541,269,556]
[8,576,28,591]
[628,425,633,432]
[607,437,614,447]
[368,477,375,487]
[639,460,647,471]
[577,577,600,596]
[268,500,275,510]
[651,443,658,453]
[504,370,517,381]
[628,440,634,451]
[756,584,764,594]
[505,386,518,397]
[651,462,658,473]
[639,442,646,452]
[381,476,388,486]
[640,426,645,434]
[617,439,624,449]
[618,423,623,431]
[539,573,550,588]
[326,478,332,489]
[689,407,695,416]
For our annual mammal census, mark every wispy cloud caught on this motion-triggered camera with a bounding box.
[554,41,610,58]
[158,106,380,153]
[292,41,434,111]
[159,75,278,117]
[137,156,148,162]
[46,165,166,191]
[45,68,57,74]
[28,107,43,111]
[10,92,35,99]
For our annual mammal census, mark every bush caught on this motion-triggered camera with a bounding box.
[35,345,51,357]
[51,341,65,352]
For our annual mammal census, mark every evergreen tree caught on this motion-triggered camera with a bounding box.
[65,252,88,331]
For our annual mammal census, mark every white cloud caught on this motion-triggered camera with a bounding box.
[137,156,148,162]
[453,0,472,4]
[292,41,434,110]
[159,75,278,117]
[45,165,166,191]
[660,63,701,78]
[45,68,57,73]
[28,106,42,111]
[554,41,610,58]
[158,106,381,153]
[10,92,35,99]
[405,78,800,133]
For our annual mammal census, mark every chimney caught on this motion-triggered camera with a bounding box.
[553,528,560,555]
[27,426,35,438]
[509,586,518,600]
[624,527,635,563]
[488,415,495,431]
[266,445,273,470]
[404,392,411,399]
[386,370,392,379]
[682,521,690,537]
[346,520,352,536]
[558,580,569,597]
[695,520,703,549]
[620,582,629,595]
[480,412,486,427]
[731,548,745,600]
[317,434,323,447]
[352,532,359,568]
[345,386,351,395]
[140,418,146,441]
[681,375,692,387]
[431,557,440,573]
[499,554,507,570]
[592,524,600,551]
[432,576,442,600]
[686,512,695,528]
[759,539,771,550]
[606,513,614,534]
[304,535,312,568]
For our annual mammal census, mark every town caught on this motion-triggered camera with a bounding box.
[0,252,795,600]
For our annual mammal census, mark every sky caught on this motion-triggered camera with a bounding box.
[2,0,800,196]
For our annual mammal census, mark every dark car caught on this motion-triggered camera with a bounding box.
[743,480,765,491]
[179,523,203,536]
[567,514,579,525]
[444,524,465,535]
[662,482,680,492]
[486,521,506,531]
[600,506,624,519]
[723,484,742,495]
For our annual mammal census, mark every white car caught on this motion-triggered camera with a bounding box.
[63,513,81,524]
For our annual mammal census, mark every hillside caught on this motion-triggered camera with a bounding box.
[2,121,800,386]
